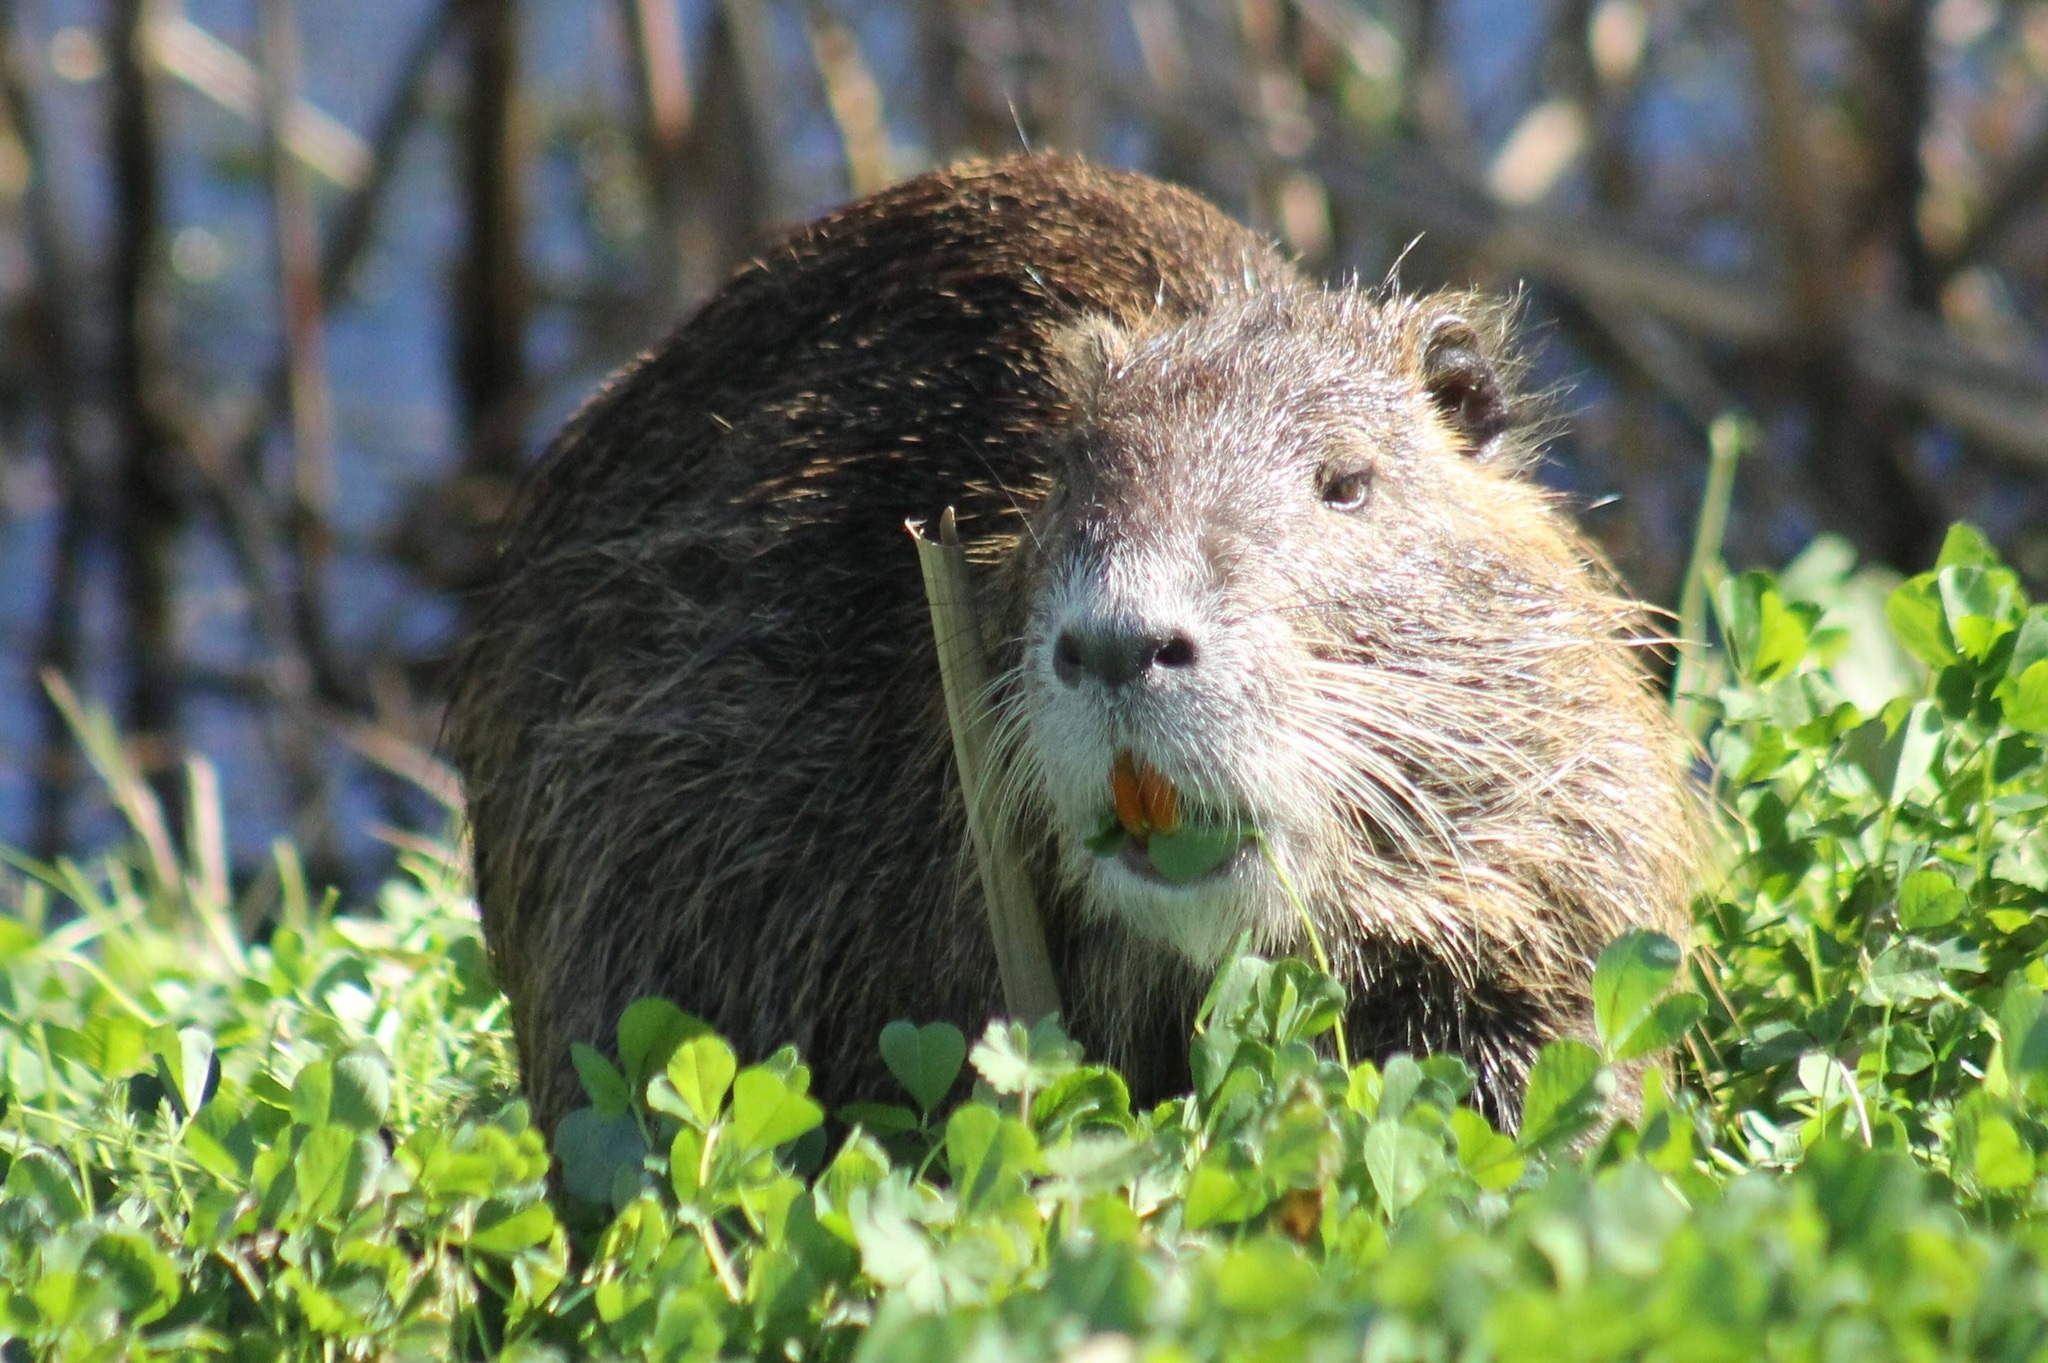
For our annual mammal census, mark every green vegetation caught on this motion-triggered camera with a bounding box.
[3,523,2047,1360]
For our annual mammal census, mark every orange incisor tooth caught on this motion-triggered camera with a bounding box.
[1140,762,1181,834]
[1112,751,1145,836]
[1112,750,1181,838]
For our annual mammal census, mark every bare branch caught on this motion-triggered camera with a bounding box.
[143,10,368,187]
[807,0,892,196]
[619,0,693,308]
[220,0,457,521]
[180,409,335,865]
[258,0,335,662]
[257,0,341,864]
[319,0,459,307]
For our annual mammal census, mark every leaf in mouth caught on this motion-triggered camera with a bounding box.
[1085,819,1129,858]
[1090,754,1253,882]
[1145,825,1250,884]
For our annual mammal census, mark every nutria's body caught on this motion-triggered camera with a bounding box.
[450,156,1698,1139]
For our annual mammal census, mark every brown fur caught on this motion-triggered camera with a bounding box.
[448,155,1699,1139]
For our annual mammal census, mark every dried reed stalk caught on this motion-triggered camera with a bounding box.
[911,509,1062,1023]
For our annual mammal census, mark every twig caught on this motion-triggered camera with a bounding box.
[1019,0,1095,151]
[1127,0,1189,94]
[256,0,342,874]
[1290,0,1397,89]
[711,1,779,210]
[805,1,891,196]
[179,412,337,879]
[142,10,368,187]
[670,0,774,297]
[1567,288,1733,433]
[1390,0,1471,165]
[619,0,692,310]
[213,0,457,637]
[1732,0,1936,564]
[1549,0,1639,210]
[318,0,459,308]
[1239,0,1324,255]
[915,0,1014,159]
[909,510,1062,1023]
[624,0,692,144]
[258,0,337,686]
[28,435,90,860]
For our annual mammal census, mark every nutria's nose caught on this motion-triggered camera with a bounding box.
[1053,622,1198,688]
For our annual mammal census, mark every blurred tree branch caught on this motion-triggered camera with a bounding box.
[107,0,183,828]
[455,0,529,486]
[807,0,891,197]
[143,8,368,187]
[620,0,693,310]
[257,0,339,872]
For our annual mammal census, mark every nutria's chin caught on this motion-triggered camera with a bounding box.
[1085,833,1264,964]
[449,153,1702,1142]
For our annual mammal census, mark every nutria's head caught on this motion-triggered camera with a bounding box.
[1004,283,1694,1001]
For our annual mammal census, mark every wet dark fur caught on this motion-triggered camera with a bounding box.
[449,155,1697,1139]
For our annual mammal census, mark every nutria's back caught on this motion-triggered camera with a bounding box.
[449,155,1698,1140]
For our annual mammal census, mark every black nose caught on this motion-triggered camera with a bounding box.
[1052,622,1198,688]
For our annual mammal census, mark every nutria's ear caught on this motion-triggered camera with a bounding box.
[1419,314,1512,456]
[1043,314,1136,406]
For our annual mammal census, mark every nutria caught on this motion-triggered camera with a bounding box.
[448,154,1698,1139]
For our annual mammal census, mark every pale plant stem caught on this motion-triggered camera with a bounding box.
[697,1215,745,1302]
[1674,414,1751,740]
[1257,834,1351,1069]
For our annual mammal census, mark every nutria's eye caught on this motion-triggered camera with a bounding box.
[1422,316,1510,454]
[1320,468,1372,512]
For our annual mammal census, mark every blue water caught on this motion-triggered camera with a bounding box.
[4,0,2033,878]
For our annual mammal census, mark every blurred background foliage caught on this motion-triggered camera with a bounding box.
[1,0,2046,893]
